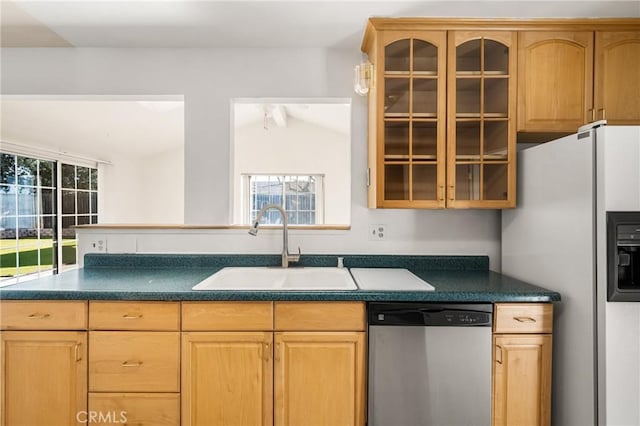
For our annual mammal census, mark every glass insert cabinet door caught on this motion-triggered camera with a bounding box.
[378,31,446,208]
[447,31,516,208]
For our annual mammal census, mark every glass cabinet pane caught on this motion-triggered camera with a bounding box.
[456,122,481,159]
[384,122,410,158]
[484,40,509,74]
[413,40,437,74]
[457,39,481,73]
[412,165,437,200]
[385,78,410,116]
[484,79,509,116]
[386,40,410,72]
[456,79,481,116]
[455,164,481,200]
[413,79,437,117]
[483,164,508,200]
[413,122,437,158]
[484,121,508,159]
[384,164,409,200]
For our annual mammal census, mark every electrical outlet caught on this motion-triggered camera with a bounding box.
[86,236,107,253]
[369,224,386,241]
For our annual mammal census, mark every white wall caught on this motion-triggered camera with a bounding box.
[233,118,350,224]
[2,47,501,269]
[98,146,184,224]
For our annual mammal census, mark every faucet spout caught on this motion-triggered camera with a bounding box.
[248,204,300,268]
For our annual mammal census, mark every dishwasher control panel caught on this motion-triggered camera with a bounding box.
[368,302,493,326]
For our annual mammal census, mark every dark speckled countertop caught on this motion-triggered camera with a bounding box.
[0,254,560,303]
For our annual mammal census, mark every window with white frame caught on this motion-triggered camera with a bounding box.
[244,174,324,225]
[0,152,98,284]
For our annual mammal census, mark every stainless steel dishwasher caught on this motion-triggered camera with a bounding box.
[368,302,493,426]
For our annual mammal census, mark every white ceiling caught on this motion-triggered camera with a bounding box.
[2,0,639,49]
[234,102,351,134]
[0,99,184,160]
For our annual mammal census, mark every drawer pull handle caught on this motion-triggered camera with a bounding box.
[496,345,503,364]
[28,313,51,319]
[121,361,143,367]
[122,314,143,319]
[513,316,536,323]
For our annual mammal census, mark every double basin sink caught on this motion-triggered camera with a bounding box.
[192,266,436,292]
[193,267,358,291]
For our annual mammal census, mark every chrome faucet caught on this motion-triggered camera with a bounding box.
[248,204,301,268]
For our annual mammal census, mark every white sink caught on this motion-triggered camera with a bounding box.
[192,267,357,291]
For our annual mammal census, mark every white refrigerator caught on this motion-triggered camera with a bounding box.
[502,125,640,426]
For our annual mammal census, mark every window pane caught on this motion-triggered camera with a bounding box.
[17,187,37,216]
[1,153,16,184]
[40,188,55,215]
[42,215,55,229]
[77,192,90,214]
[62,191,76,214]
[77,167,90,190]
[91,215,98,224]
[77,215,90,225]
[39,160,54,187]
[39,234,55,273]
[62,164,76,189]
[90,168,98,190]
[17,157,38,186]
[1,185,17,215]
[91,192,98,214]
[62,216,76,229]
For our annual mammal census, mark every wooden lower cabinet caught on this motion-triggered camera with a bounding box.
[492,303,553,426]
[274,332,366,426]
[181,332,274,426]
[1,331,87,426]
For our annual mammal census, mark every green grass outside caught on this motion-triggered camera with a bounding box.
[0,239,77,277]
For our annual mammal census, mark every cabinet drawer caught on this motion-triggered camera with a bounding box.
[0,301,87,330]
[89,301,180,331]
[89,331,180,392]
[182,301,273,331]
[88,393,179,426]
[275,302,365,331]
[494,303,553,334]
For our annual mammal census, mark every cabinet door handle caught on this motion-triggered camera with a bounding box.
[448,185,455,201]
[589,108,595,122]
[275,343,281,362]
[122,314,143,319]
[496,345,503,364]
[513,316,536,323]
[263,342,271,361]
[121,361,143,367]
[28,313,51,319]
[598,108,606,120]
[75,342,82,362]
[438,185,445,201]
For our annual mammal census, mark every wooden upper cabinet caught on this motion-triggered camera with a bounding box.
[517,31,593,132]
[595,31,640,124]
[447,31,517,209]
[366,30,447,208]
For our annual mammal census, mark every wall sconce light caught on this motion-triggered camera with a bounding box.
[354,60,373,96]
